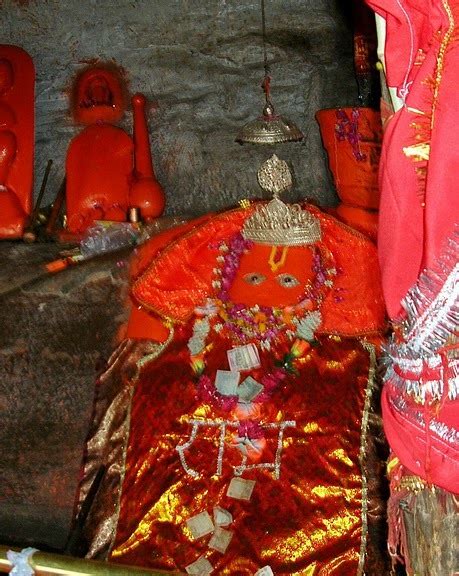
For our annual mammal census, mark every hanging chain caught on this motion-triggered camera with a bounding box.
[261,0,272,106]
[261,0,270,76]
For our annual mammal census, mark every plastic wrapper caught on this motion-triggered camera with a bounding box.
[79,222,141,258]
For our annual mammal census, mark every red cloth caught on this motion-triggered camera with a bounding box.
[366,0,459,318]
[104,203,389,572]
[110,325,379,574]
[365,0,459,494]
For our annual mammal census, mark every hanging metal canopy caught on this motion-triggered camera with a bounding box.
[236,0,304,145]
[236,81,304,144]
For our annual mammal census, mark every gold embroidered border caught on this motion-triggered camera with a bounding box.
[107,332,174,558]
[81,334,173,559]
[431,0,455,130]
[91,382,136,558]
[403,0,455,205]
[357,341,378,576]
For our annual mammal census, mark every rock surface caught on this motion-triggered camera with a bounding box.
[0,242,131,549]
[3,0,356,215]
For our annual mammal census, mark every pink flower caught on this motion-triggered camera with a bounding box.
[196,375,238,412]
[238,420,265,440]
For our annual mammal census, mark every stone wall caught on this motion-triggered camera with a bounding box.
[0,243,131,549]
[3,0,357,215]
[0,0,359,550]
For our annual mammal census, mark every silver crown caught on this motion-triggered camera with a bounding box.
[242,155,321,246]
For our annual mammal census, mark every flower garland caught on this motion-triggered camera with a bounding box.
[187,233,336,416]
[208,233,335,349]
[335,108,367,162]
[195,367,289,413]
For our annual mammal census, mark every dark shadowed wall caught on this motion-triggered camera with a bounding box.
[3,0,357,214]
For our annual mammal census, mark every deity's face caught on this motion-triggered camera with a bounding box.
[73,66,125,124]
[83,75,113,107]
[228,243,315,308]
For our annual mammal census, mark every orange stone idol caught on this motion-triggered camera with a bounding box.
[65,64,165,235]
[79,161,389,574]
[65,64,133,235]
[0,45,34,239]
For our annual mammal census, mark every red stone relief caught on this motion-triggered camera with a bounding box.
[0,45,34,239]
[66,64,165,235]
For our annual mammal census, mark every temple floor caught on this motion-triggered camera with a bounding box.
[0,241,131,550]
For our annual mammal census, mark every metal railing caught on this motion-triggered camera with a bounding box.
[0,546,182,575]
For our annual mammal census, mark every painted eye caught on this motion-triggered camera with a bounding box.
[276,273,300,288]
[243,272,267,286]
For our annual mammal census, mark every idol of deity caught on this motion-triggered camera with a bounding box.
[80,156,389,575]
[66,63,164,235]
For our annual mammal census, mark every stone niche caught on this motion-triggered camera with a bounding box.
[2,0,356,214]
[0,0,358,551]
[0,243,131,549]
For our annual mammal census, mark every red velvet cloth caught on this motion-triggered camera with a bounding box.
[110,326,378,574]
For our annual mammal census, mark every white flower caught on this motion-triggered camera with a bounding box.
[194,299,218,317]
[295,311,322,341]
[260,339,271,351]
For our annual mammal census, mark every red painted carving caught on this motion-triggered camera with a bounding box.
[71,64,126,125]
[66,64,131,234]
[66,123,133,233]
[66,64,165,235]
[129,93,165,219]
[0,46,34,238]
